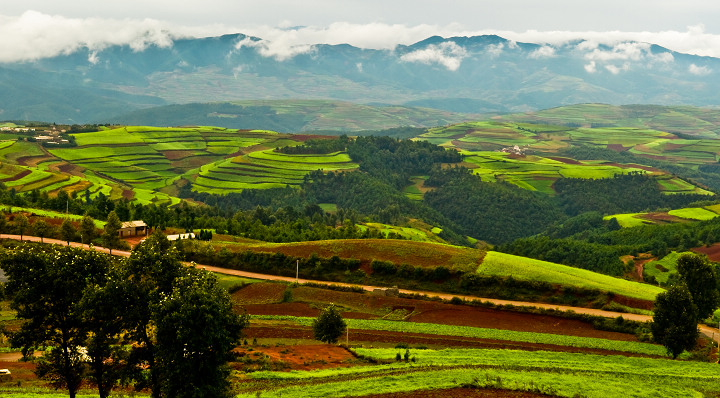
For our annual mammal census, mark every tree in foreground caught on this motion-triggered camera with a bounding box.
[312,304,346,344]
[652,283,699,359]
[676,253,719,320]
[154,267,248,398]
[1,244,113,398]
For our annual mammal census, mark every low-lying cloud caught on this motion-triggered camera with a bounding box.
[2,11,720,64]
[400,41,467,71]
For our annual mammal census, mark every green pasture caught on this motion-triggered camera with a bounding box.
[479,252,664,301]
[643,251,688,285]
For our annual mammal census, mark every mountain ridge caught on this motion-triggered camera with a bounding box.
[1,33,719,124]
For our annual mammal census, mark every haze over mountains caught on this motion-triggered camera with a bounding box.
[2,32,719,127]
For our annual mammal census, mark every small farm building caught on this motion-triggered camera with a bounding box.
[119,220,148,237]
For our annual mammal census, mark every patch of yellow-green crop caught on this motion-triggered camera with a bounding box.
[478,252,664,300]
[668,207,718,221]
[603,213,650,228]
[72,127,145,146]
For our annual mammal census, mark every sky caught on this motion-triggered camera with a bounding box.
[2,0,720,62]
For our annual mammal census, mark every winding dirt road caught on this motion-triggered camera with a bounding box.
[3,234,719,344]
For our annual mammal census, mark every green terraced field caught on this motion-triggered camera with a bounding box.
[193,149,358,193]
[461,151,646,193]
[643,251,689,285]
[479,252,664,300]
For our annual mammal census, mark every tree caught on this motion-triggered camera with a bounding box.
[115,230,186,398]
[312,304,346,344]
[61,218,76,245]
[676,253,719,320]
[80,214,97,245]
[652,283,699,359]
[103,211,122,254]
[1,245,113,398]
[154,267,248,398]
[33,219,51,243]
[79,277,130,398]
[15,214,29,240]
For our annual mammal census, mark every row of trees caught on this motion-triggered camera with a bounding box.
[1,232,247,398]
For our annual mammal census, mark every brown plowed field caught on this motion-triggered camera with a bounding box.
[693,243,720,262]
[235,283,642,342]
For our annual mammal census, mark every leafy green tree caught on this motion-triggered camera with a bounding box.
[103,211,122,254]
[115,230,185,398]
[80,214,97,245]
[61,218,76,245]
[79,277,130,398]
[652,283,699,359]
[1,245,113,398]
[312,304,346,344]
[676,253,719,320]
[15,214,29,240]
[154,267,248,398]
[32,219,51,243]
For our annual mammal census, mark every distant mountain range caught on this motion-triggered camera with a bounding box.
[1,33,719,127]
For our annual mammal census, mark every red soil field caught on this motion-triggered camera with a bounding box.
[234,283,642,342]
[693,243,720,262]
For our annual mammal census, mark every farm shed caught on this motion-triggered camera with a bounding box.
[119,220,148,237]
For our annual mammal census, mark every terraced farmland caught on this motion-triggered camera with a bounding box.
[192,149,358,193]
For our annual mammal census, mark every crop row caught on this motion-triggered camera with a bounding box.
[252,315,665,356]
[239,347,718,397]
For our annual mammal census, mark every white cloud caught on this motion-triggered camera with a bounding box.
[234,36,315,61]
[689,64,712,76]
[584,61,597,73]
[1,12,720,64]
[486,43,505,57]
[356,62,363,73]
[0,10,174,62]
[87,51,99,65]
[528,45,555,59]
[605,63,630,75]
[400,41,467,71]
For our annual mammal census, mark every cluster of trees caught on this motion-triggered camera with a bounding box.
[424,167,563,244]
[1,233,247,398]
[652,253,719,358]
[554,173,710,216]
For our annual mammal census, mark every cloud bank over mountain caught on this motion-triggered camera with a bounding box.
[3,11,720,63]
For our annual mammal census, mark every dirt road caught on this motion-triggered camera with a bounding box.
[3,234,718,344]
